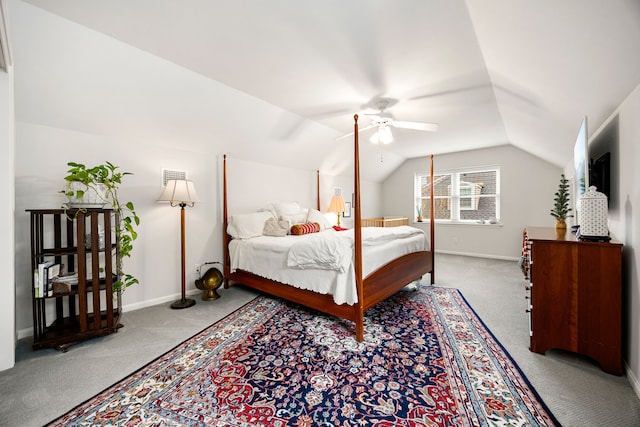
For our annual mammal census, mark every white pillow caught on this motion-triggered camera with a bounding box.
[273,201,302,218]
[258,204,278,219]
[228,211,274,239]
[280,209,309,228]
[306,208,332,230]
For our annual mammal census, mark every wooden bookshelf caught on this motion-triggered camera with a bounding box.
[27,209,122,351]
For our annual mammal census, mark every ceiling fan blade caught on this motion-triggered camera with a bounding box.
[392,120,439,132]
[335,124,376,140]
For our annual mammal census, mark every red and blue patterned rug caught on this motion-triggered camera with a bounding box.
[49,286,558,426]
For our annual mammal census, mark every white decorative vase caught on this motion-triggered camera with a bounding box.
[66,182,108,208]
[579,186,609,238]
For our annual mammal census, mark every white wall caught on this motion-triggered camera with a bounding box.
[0,0,15,371]
[318,170,382,229]
[383,145,561,259]
[0,66,14,371]
[568,83,640,392]
[14,123,213,331]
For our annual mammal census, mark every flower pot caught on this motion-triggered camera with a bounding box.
[555,218,567,230]
[66,182,108,208]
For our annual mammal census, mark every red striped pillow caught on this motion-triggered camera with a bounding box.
[290,222,320,235]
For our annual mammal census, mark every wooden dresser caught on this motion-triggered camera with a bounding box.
[523,226,623,375]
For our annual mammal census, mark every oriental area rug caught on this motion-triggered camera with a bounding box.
[48,286,558,426]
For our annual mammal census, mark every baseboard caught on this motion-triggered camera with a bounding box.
[625,361,640,401]
[16,289,202,340]
[16,327,30,341]
[122,288,201,312]
[436,249,520,262]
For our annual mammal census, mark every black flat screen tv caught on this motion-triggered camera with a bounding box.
[590,152,611,202]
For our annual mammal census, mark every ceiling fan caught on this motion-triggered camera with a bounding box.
[337,98,438,143]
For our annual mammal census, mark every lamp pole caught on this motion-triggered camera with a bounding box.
[171,202,195,309]
[158,179,198,309]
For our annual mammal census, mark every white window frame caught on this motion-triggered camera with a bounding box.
[415,166,501,224]
[458,181,482,211]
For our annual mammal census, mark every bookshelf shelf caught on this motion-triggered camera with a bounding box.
[27,209,123,351]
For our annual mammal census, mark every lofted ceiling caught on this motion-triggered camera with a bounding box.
[17,0,640,182]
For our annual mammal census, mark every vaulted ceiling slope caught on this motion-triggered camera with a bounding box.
[18,0,640,182]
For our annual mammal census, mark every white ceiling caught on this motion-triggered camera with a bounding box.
[18,0,640,181]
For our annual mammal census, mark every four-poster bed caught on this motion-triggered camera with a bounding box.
[222,114,435,342]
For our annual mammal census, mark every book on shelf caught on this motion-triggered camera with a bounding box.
[37,261,53,298]
[35,261,62,297]
[44,263,61,296]
[33,269,39,298]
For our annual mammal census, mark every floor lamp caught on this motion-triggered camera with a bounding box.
[158,179,199,309]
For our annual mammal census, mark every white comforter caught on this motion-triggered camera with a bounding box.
[286,226,424,271]
[286,231,351,271]
[229,226,428,305]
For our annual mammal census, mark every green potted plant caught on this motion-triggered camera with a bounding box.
[62,161,140,291]
[550,174,573,230]
[416,204,423,222]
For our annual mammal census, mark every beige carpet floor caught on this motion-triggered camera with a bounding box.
[1,253,639,426]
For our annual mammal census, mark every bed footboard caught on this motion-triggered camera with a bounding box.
[227,270,360,322]
[362,251,433,312]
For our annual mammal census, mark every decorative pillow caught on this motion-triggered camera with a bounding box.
[305,208,332,230]
[263,217,290,237]
[290,222,320,235]
[228,211,274,239]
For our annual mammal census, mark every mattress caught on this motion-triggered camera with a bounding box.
[229,226,429,305]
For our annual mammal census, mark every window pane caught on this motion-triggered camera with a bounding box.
[420,174,451,220]
[432,174,452,197]
[416,169,498,222]
[434,197,451,220]
[460,195,497,220]
[461,171,496,193]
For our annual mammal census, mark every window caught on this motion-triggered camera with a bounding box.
[415,166,500,223]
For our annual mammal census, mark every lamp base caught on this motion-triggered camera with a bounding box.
[170,298,196,309]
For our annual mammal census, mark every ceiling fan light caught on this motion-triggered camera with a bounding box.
[369,131,380,144]
[379,125,393,144]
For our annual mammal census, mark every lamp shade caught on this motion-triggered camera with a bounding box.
[327,195,346,213]
[158,179,199,206]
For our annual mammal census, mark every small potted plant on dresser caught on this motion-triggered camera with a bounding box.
[61,161,141,291]
[550,174,572,230]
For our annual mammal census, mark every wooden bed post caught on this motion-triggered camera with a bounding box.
[223,154,231,288]
[353,114,365,341]
[316,170,320,210]
[430,154,435,285]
